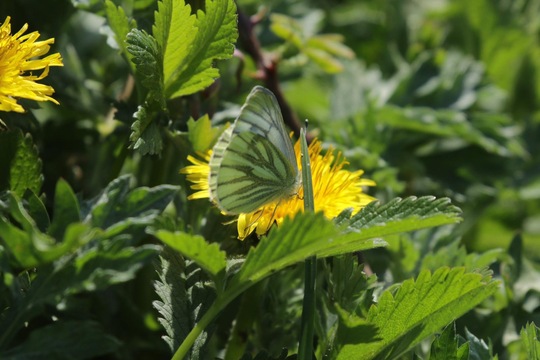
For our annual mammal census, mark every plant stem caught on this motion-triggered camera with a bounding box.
[298,125,316,359]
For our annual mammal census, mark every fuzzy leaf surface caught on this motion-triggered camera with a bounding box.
[335,267,499,359]
[155,231,227,287]
[165,0,237,98]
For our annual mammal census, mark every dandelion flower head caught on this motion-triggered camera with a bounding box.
[182,137,376,240]
[0,16,63,113]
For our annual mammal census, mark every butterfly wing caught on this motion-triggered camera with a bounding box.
[209,86,299,214]
[210,131,299,214]
[231,86,298,174]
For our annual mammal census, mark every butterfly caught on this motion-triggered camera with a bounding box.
[209,86,301,215]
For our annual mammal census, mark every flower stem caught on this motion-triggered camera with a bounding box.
[298,125,316,359]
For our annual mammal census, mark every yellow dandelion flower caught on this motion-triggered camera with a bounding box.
[0,16,63,113]
[181,138,376,240]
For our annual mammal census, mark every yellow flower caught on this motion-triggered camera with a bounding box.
[181,138,376,240]
[0,16,63,113]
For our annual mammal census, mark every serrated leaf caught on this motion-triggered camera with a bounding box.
[165,0,237,98]
[153,247,215,358]
[324,196,461,258]
[104,0,136,69]
[0,129,43,197]
[154,248,190,353]
[154,0,198,90]
[430,324,460,360]
[1,321,120,360]
[345,196,461,229]
[155,231,227,288]
[335,267,499,359]
[126,28,164,103]
[47,178,81,240]
[129,104,164,155]
[519,323,540,360]
[187,114,222,152]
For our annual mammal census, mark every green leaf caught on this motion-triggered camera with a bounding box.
[165,0,237,99]
[229,213,357,288]
[0,240,159,348]
[187,115,223,152]
[1,321,120,360]
[173,198,461,358]
[47,178,81,241]
[126,28,164,102]
[335,267,499,359]
[154,0,197,92]
[519,323,540,360]
[153,247,215,358]
[154,231,227,287]
[430,324,464,360]
[464,328,493,360]
[154,248,190,353]
[22,189,50,233]
[376,106,519,157]
[104,0,137,69]
[0,194,90,269]
[86,175,178,235]
[326,196,461,258]
[0,129,43,197]
[129,105,164,155]
[421,240,504,272]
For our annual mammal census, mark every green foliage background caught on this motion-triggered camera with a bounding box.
[1,0,540,359]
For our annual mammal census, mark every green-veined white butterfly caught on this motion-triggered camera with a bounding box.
[209,86,301,215]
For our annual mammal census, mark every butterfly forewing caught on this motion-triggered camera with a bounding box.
[232,86,298,174]
[209,86,300,215]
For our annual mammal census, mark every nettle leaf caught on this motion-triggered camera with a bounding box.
[429,324,469,360]
[519,323,540,359]
[327,196,462,257]
[154,248,189,353]
[153,0,197,90]
[153,247,216,358]
[155,231,227,289]
[126,27,167,155]
[164,0,237,99]
[1,321,120,360]
[0,129,42,197]
[335,267,499,360]
[421,240,504,272]
[173,197,463,356]
[126,28,164,101]
[104,0,136,68]
[130,105,164,155]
